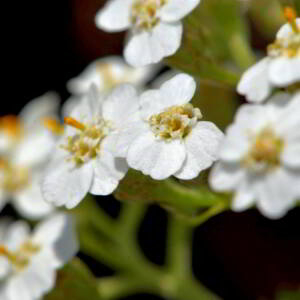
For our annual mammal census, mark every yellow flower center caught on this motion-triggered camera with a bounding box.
[0,241,40,272]
[0,160,31,193]
[131,0,168,30]
[267,7,300,58]
[61,116,112,165]
[243,127,284,173]
[149,104,202,140]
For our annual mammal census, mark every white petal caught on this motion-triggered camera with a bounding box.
[281,143,300,168]
[13,128,55,167]
[175,122,224,180]
[4,221,30,251]
[124,22,182,67]
[20,92,60,131]
[268,57,300,86]
[113,121,148,157]
[95,0,133,32]
[33,213,78,267]
[237,58,272,103]
[276,19,300,38]
[90,149,128,195]
[160,73,196,107]
[102,84,139,126]
[256,168,297,219]
[41,151,93,209]
[209,162,245,192]
[159,0,200,22]
[232,182,255,212]
[127,131,186,180]
[13,178,54,220]
[219,124,250,162]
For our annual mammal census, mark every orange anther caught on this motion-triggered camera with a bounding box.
[43,118,64,135]
[0,115,21,137]
[64,117,86,131]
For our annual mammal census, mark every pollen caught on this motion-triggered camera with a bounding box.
[149,104,202,141]
[62,116,112,165]
[131,0,167,30]
[43,117,64,135]
[243,127,284,173]
[0,115,22,137]
[284,7,299,33]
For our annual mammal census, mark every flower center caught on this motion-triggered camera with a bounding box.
[267,7,300,58]
[61,116,112,165]
[131,0,167,30]
[243,127,284,173]
[0,160,31,193]
[0,241,40,272]
[149,104,202,141]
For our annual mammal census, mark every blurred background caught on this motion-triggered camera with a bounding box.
[2,0,300,299]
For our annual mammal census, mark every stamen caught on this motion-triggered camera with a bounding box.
[0,115,21,137]
[0,245,10,257]
[43,118,64,135]
[64,117,86,131]
[284,6,299,33]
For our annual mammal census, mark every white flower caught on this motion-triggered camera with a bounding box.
[114,73,224,180]
[209,92,300,219]
[237,16,300,103]
[41,84,141,209]
[67,56,159,95]
[0,213,78,300]
[0,93,59,219]
[95,0,200,67]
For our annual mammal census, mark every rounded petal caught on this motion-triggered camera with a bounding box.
[237,58,272,103]
[124,22,182,67]
[232,183,255,212]
[281,143,300,168]
[209,162,245,192]
[127,131,186,180]
[276,19,300,38]
[159,0,200,22]
[20,92,60,131]
[175,122,224,180]
[41,151,94,209]
[268,57,300,86]
[95,0,133,32]
[102,84,139,126]
[13,128,55,167]
[13,178,54,220]
[33,213,78,267]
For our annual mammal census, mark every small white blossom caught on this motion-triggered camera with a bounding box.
[67,56,159,95]
[0,93,59,219]
[115,74,224,180]
[95,0,200,67]
[209,92,300,219]
[0,213,78,300]
[237,17,300,103]
[41,84,141,209]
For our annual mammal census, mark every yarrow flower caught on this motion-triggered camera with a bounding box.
[67,56,158,96]
[0,93,59,219]
[114,73,224,180]
[0,213,78,300]
[41,84,141,208]
[237,8,300,103]
[96,0,200,67]
[209,92,300,219]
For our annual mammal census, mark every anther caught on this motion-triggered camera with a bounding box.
[284,7,299,33]
[64,117,86,131]
[43,118,64,135]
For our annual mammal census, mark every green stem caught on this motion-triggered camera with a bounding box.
[228,34,256,70]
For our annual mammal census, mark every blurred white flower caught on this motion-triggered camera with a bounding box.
[41,84,141,209]
[95,0,200,67]
[67,56,159,95]
[115,73,224,180]
[0,213,78,300]
[0,93,59,219]
[237,15,300,103]
[209,92,300,219]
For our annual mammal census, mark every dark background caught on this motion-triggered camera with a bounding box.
[2,1,300,299]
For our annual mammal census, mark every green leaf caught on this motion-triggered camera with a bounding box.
[114,170,225,216]
[45,259,101,300]
[276,289,300,300]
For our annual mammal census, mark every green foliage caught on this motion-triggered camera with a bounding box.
[45,259,101,300]
[276,289,300,300]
